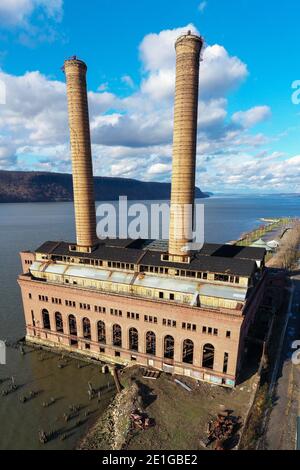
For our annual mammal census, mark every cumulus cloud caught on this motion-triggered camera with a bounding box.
[0,0,64,46]
[0,23,291,192]
[0,0,63,26]
[197,151,300,193]
[232,106,272,128]
[147,163,172,176]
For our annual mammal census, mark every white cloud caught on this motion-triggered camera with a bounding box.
[232,106,272,128]
[198,1,207,13]
[200,45,248,99]
[0,0,63,26]
[147,163,172,176]
[121,75,134,88]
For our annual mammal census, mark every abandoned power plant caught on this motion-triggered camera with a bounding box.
[18,32,266,388]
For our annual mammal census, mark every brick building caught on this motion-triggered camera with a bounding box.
[18,32,267,387]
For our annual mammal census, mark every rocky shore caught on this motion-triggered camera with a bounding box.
[77,381,142,450]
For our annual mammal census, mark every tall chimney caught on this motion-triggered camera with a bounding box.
[168,32,203,261]
[63,57,97,252]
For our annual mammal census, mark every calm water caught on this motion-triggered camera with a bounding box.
[0,194,299,449]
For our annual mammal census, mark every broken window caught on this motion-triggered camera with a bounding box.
[113,324,122,347]
[202,343,215,370]
[82,317,91,340]
[55,312,63,333]
[68,314,77,336]
[146,331,156,355]
[42,309,51,330]
[182,339,194,364]
[129,327,138,351]
[164,335,174,360]
[97,320,106,344]
[223,352,229,374]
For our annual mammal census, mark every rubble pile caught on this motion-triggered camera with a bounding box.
[130,411,154,430]
[201,411,242,450]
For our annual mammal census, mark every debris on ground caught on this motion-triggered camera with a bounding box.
[174,378,192,392]
[200,411,242,450]
[130,410,155,430]
[78,380,154,450]
[141,368,160,380]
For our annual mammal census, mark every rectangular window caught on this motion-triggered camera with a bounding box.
[226,331,231,338]
[208,327,212,335]
[214,328,218,336]
[159,292,164,299]
[202,326,207,333]
[29,293,32,299]
[169,293,175,301]
[223,353,229,374]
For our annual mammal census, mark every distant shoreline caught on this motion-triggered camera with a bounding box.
[0,170,208,203]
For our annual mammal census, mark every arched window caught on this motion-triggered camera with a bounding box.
[69,314,77,336]
[182,339,194,364]
[164,335,174,360]
[82,317,91,340]
[202,343,215,370]
[129,327,138,351]
[113,324,122,347]
[146,331,156,355]
[97,321,106,344]
[42,309,50,330]
[55,312,63,333]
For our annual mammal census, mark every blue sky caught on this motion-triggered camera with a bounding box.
[0,0,299,193]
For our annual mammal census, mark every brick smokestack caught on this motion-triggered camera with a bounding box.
[63,58,97,251]
[168,32,203,261]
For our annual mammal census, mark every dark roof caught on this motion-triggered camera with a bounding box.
[197,243,266,261]
[35,238,263,278]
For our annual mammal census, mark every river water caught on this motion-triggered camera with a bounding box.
[0,194,299,449]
